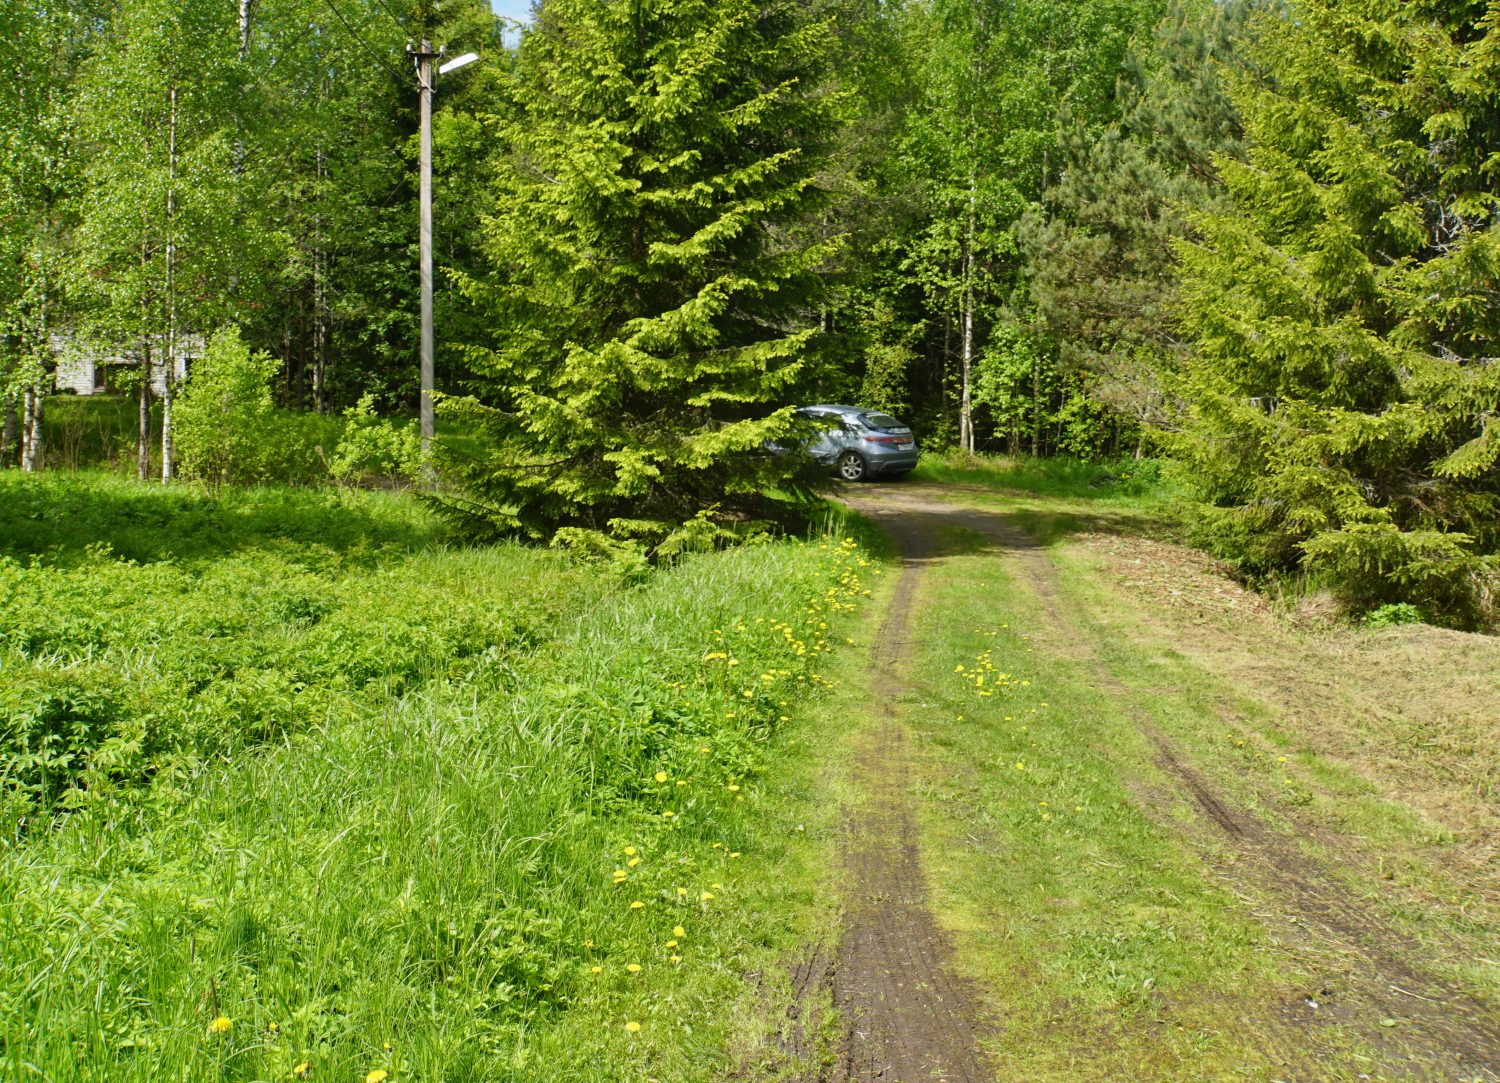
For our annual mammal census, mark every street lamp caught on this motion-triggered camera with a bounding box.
[408,41,478,475]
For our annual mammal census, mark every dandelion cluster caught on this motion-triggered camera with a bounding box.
[954,648,1015,699]
[586,536,874,1045]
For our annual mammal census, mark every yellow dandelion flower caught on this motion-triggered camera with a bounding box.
[662,810,675,819]
[627,857,641,867]
[267,1021,280,1035]
[727,784,740,793]
[665,939,678,948]
[1015,762,1025,771]
[670,954,681,963]
[677,886,687,896]
[626,963,642,973]
[625,1021,642,1034]
[700,891,714,902]
[624,845,637,856]
[293,1062,312,1079]
[630,900,645,910]
[729,851,741,858]
[654,771,668,783]
[676,779,688,787]
[699,746,710,754]
[365,1072,388,1083]
[590,965,602,974]
[208,1016,232,1036]
[673,925,686,938]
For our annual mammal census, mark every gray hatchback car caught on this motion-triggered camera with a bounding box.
[796,404,919,481]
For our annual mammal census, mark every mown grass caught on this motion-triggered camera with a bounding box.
[897,538,1376,1080]
[908,452,1178,547]
[0,473,878,1081]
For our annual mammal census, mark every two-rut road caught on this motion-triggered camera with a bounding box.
[776,483,1500,1083]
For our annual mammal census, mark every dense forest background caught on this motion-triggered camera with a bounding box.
[2,0,1497,621]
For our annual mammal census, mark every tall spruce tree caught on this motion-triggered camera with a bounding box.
[444,0,843,540]
[1173,0,1500,623]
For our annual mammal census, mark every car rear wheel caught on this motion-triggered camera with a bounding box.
[836,451,868,482]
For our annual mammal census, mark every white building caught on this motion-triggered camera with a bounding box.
[52,332,202,396]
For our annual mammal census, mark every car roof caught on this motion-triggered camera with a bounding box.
[802,404,865,415]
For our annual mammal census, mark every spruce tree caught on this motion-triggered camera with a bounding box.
[444,0,842,540]
[1173,0,1500,623]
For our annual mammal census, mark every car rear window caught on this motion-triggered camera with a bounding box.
[859,413,905,430]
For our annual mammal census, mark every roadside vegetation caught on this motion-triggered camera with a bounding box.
[0,473,879,1080]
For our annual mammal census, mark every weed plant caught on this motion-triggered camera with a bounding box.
[0,474,875,1080]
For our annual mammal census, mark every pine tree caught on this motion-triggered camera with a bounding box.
[1024,0,1252,451]
[1173,0,1500,623]
[444,0,842,540]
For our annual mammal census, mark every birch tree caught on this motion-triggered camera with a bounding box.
[69,0,242,480]
[0,0,89,471]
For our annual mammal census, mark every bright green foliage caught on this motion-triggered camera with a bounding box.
[328,394,423,487]
[173,328,279,487]
[0,473,873,1080]
[1173,0,1500,623]
[838,0,1167,453]
[445,0,843,539]
[67,0,245,363]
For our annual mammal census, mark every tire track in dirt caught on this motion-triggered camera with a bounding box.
[804,489,995,1083]
[864,484,1500,1081]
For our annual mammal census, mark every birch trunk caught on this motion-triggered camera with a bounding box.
[161,85,177,483]
[312,148,327,412]
[958,175,976,455]
[20,387,43,472]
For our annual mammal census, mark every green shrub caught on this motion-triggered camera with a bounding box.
[173,328,280,488]
[327,394,422,487]
[1362,602,1425,628]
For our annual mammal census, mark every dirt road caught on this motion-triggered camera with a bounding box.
[785,483,1500,1082]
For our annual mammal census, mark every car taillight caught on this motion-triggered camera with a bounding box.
[862,435,902,445]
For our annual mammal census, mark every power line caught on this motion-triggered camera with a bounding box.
[318,0,409,83]
[367,0,411,39]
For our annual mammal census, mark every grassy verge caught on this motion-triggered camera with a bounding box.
[0,474,879,1081]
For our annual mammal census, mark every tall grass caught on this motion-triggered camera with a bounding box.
[0,474,874,1080]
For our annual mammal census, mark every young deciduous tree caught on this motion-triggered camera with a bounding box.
[1173,0,1500,623]
[0,0,90,471]
[445,0,843,540]
[68,0,243,481]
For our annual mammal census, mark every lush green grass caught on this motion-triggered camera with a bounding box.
[0,473,876,1081]
[898,531,1368,1079]
[911,451,1177,502]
